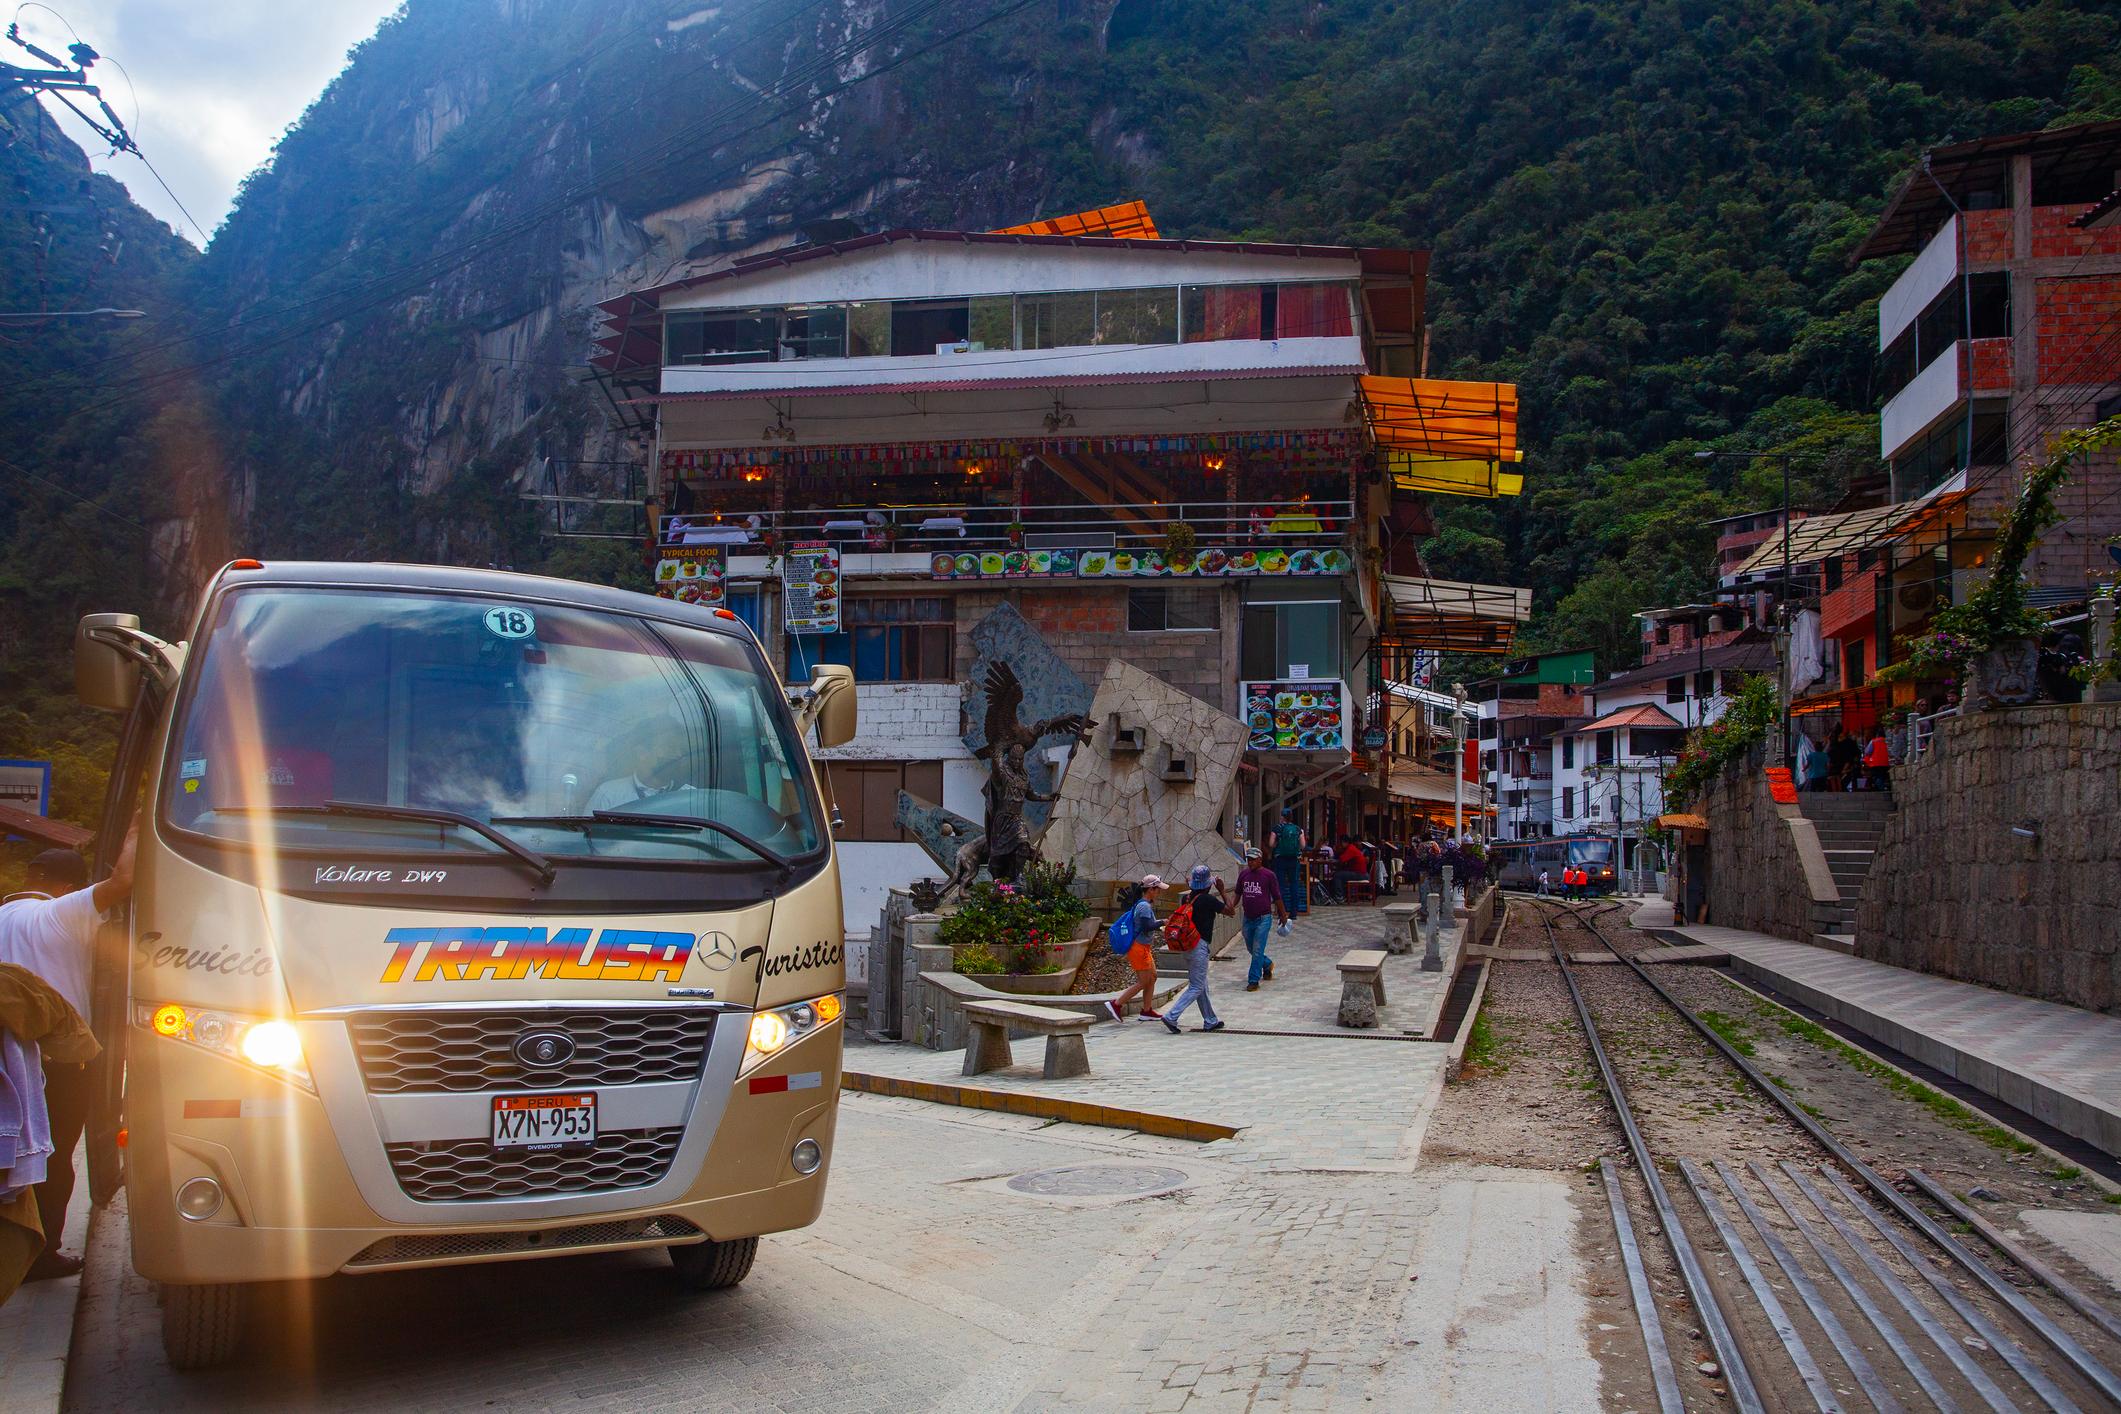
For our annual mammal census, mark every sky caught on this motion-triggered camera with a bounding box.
[13,0,405,246]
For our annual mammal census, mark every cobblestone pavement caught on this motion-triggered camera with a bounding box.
[67,905,1600,1412]
[852,905,1458,1172]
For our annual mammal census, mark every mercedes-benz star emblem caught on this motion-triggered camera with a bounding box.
[512,1030,576,1068]
[699,931,738,972]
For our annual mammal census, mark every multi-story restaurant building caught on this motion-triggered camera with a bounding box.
[588,205,1530,925]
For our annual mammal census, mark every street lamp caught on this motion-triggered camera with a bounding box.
[0,308,147,323]
[1451,681,1469,842]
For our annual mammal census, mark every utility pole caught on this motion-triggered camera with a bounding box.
[4,24,139,155]
[1451,681,1468,842]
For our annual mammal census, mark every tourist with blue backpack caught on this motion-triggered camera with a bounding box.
[1104,874,1167,1023]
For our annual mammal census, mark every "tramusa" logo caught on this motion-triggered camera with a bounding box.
[378,926,696,984]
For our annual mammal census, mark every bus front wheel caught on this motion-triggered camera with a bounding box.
[668,1235,758,1291]
[159,1281,248,1369]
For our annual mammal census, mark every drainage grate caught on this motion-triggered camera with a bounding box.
[1006,1163,1190,1198]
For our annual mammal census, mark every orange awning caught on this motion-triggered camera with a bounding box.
[1358,377,1523,497]
[992,200,1160,241]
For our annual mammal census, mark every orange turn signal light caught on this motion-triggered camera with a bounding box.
[116,1127,128,1149]
[814,994,844,1024]
[151,1003,188,1037]
[230,558,264,570]
[714,608,738,620]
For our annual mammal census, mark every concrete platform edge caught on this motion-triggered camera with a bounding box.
[841,1070,1239,1142]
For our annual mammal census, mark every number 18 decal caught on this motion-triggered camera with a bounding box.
[484,606,537,640]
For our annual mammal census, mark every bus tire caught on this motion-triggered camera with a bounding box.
[159,1281,247,1369]
[668,1235,758,1291]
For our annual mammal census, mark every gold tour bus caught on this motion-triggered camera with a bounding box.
[73,561,855,1368]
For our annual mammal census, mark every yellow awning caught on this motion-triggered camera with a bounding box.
[993,200,1160,241]
[1358,377,1523,497]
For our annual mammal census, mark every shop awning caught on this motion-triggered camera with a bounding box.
[1657,813,1708,832]
[1790,683,1895,717]
[1380,575,1531,654]
[1358,377,1524,497]
[1729,487,1972,581]
[0,802,91,850]
[1388,763,1491,808]
[993,200,1160,240]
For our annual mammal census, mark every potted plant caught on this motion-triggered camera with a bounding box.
[1162,521,1198,569]
[940,870,1092,995]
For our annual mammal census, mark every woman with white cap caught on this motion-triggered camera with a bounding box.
[1105,875,1167,1023]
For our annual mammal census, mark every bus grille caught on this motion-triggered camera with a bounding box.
[349,1010,714,1094]
[385,1128,684,1202]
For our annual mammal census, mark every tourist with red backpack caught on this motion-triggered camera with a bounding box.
[1161,865,1228,1034]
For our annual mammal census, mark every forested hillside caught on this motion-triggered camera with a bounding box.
[6,0,2120,726]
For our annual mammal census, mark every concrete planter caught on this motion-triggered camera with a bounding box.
[1965,639,2039,710]
[986,971,1073,996]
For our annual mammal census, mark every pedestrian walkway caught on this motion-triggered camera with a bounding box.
[1660,921,2121,1159]
[851,903,1462,1172]
[0,1138,92,1414]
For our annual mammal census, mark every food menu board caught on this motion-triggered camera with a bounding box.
[929,545,1350,579]
[1244,681,1347,752]
[782,541,841,634]
[652,545,726,606]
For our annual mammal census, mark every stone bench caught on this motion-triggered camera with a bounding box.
[961,998,1095,1079]
[1337,948,1388,1028]
[1380,903,1419,956]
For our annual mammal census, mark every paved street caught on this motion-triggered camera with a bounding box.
[64,906,1601,1412]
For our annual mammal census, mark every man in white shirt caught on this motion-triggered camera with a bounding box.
[0,828,135,1280]
[587,718,694,813]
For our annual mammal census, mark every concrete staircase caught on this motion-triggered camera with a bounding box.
[1799,792,1894,951]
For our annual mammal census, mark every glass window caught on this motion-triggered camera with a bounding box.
[892,299,971,355]
[780,305,846,360]
[1182,284,1264,342]
[968,295,1015,352]
[1561,786,1574,817]
[1695,670,1715,698]
[1094,287,1178,345]
[666,310,778,365]
[1019,291,1096,350]
[1561,735,1575,768]
[1596,731,1615,765]
[1665,677,1685,704]
[1275,282,1355,338]
[163,588,822,866]
[1128,587,1217,632]
[808,598,954,682]
[1241,600,1341,679]
[847,302,891,358]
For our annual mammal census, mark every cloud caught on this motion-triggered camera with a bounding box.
[15,0,404,246]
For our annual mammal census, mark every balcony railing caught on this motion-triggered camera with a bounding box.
[658,500,1356,575]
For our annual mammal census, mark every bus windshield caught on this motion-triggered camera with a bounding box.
[162,587,823,867]
[1567,838,1614,866]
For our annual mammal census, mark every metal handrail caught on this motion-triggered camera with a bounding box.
[658,499,1356,554]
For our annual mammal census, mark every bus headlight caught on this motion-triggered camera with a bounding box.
[135,1002,313,1091]
[744,994,843,1072]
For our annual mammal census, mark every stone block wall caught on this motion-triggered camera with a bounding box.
[1856,704,2121,1014]
[1699,762,1823,943]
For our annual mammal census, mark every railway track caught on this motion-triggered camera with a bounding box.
[1530,897,2121,1413]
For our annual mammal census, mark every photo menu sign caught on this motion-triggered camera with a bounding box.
[782,541,842,634]
[652,545,726,607]
[1243,680,1347,752]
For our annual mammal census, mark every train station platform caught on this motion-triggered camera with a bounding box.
[1641,905,2121,1161]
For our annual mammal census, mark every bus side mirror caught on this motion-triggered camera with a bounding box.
[76,613,144,712]
[809,665,857,748]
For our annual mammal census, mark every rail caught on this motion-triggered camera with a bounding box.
[657,499,1356,560]
[1540,898,2121,1410]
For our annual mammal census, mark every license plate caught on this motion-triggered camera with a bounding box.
[491,1093,597,1151]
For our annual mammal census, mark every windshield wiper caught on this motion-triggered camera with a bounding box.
[494,811,792,871]
[216,801,556,885]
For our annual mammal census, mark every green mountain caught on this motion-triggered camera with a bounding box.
[10,0,2121,701]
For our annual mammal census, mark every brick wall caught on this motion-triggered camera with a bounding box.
[1964,209,2011,264]
[963,585,1232,711]
[2036,275,2121,384]
[2029,203,2121,262]
[1856,704,2121,1014]
[1968,336,2013,392]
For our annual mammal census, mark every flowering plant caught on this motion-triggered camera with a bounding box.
[1660,674,1778,806]
[939,866,1088,974]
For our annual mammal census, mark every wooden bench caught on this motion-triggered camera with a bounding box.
[1337,948,1388,1028]
[961,998,1095,1079]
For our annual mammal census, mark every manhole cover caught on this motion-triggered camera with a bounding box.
[1006,1163,1189,1198]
